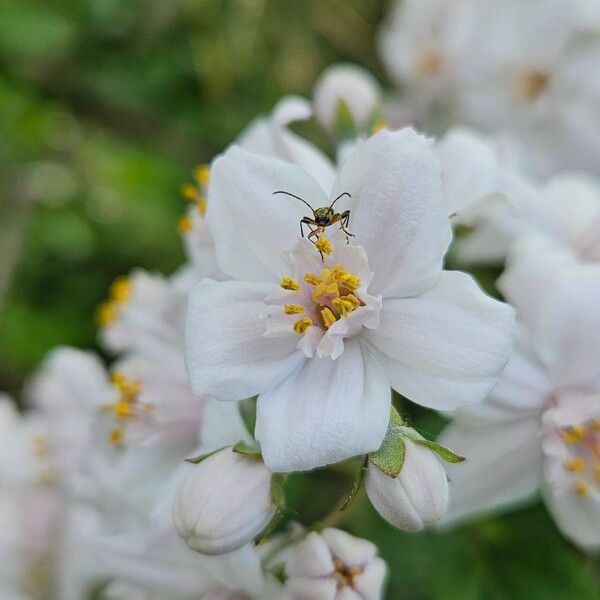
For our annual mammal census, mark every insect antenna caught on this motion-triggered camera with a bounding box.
[329,192,351,210]
[273,190,316,213]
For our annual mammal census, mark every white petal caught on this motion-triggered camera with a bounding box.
[331,128,451,298]
[451,328,552,425]
[353,557,387,600]
[207,146,329,282]
[437,417,543,526]
[286,578,337,600]
[366,271,515,410]
[185,280,305,401]
[533,265,600,389]
[321,528,377,566]
[285,532,334,577]
[255,340,390,472]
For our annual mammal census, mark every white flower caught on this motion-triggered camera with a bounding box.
[283,528,387,600]
[438,265,600,550]
[174,448,276,555]
[185,128,515,472]
[312,64,382,134]
[365,437,449,532]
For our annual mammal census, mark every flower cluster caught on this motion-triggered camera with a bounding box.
[2,1,600,597]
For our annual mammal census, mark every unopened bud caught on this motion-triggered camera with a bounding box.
[366,437,449,532]
[174,448,276,555]
[313,64,381,134]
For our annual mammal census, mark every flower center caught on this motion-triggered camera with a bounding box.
[101,372,153,446]
[514,70,550,103]
[418,47,443,77]
[280,263,363,334]
[560,419,600,496]
[332,557,363,590]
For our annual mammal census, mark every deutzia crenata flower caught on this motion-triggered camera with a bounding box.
[438,264,600,551]
[185,127,515,472]
[379,0,600,176]
[283,528,387,600]
[312,63,382,136]
[174,447,276,556]
[365,436,449,532]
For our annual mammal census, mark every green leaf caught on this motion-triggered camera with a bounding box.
[232,440,262,457]
[185,446,226,465]
[412,438,465,463]
[390,405,406,427]
[340,456,367,511]
[370,431,406,478]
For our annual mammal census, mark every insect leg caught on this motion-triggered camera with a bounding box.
[339,210,355,242]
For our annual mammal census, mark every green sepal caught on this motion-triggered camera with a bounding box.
[232,440,262,457]
[369,430,406,478]
[390,405,406,427]
[340,456,368,511]
[239,396,257,438]
[335,99,357,138]
[256,474,287,544]
[412,438,465,463]
[184,446,226,465]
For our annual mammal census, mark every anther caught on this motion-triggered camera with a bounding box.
[564,457,586,472]
[284,304,304,315]
[293,317,312,335]
[281,277,301,291]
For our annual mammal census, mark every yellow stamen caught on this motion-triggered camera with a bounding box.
[564,457,586,472]
[293,317,312,335]
[178,215,193,233]
[321,308,336,328]
[110,276,131,302]
[181,183,199,202]
[109,427,125,446]
[284,304,304,315]
[312,282,340,306]
[197,198,207,215]
[315,236,333,255]
[195,165,210,187]
[338,273,361,292]
[97,300,119,327]
[304,273,322,286]
[575,480,589,496]
[561,425,586,444]
[113,401,134,420]
[280,277,301,291]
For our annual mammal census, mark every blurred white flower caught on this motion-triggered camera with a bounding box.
[365,437,449,532]
[439,265,600,550]
[174,448,276,556]
[312,64,382,135]
[283,528,387,600]
[186,127,515,472]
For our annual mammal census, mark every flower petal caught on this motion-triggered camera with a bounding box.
[437,417,543,526]
[366,270,515,410]
[255,340,390,472]
[207,146,329,282]
[185,280,305,401]
[533,265,600,389]
[331,128,451,298]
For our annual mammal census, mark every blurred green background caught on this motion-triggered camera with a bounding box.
[0,1,598,598]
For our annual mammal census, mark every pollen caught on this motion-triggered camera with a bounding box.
[178,215,193,233]
[194,164,210,187]
[561,425,586,444]
[304,273,322,285]
[97,276,132,328]
[515,70,550,102]
[97,300,118,327]
[332,557,363,589]
[182,183,199,202]
[284,304,304,315]
[564,457,586,472]
[110,277,131,302]
[575,480,589,496]
[294,317,312,334]
[315,235,333,255]
[109,427,125,446]
[321,307,336,328]
[281,277,301,291]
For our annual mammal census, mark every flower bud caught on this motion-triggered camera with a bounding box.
[365,437,449,531]
[174,447,276,555]
[313,63,381,134]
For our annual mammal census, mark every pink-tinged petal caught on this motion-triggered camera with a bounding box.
[331,128,451,298]
[533,265,600,390]
[185,280,305,401]
[255,340,390,472]
[437,417,543,527]
[286,532,334,578]
[353,557,387,600]
[207,146,328,283]
[366,271,515,410]
[321,528,377,566]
